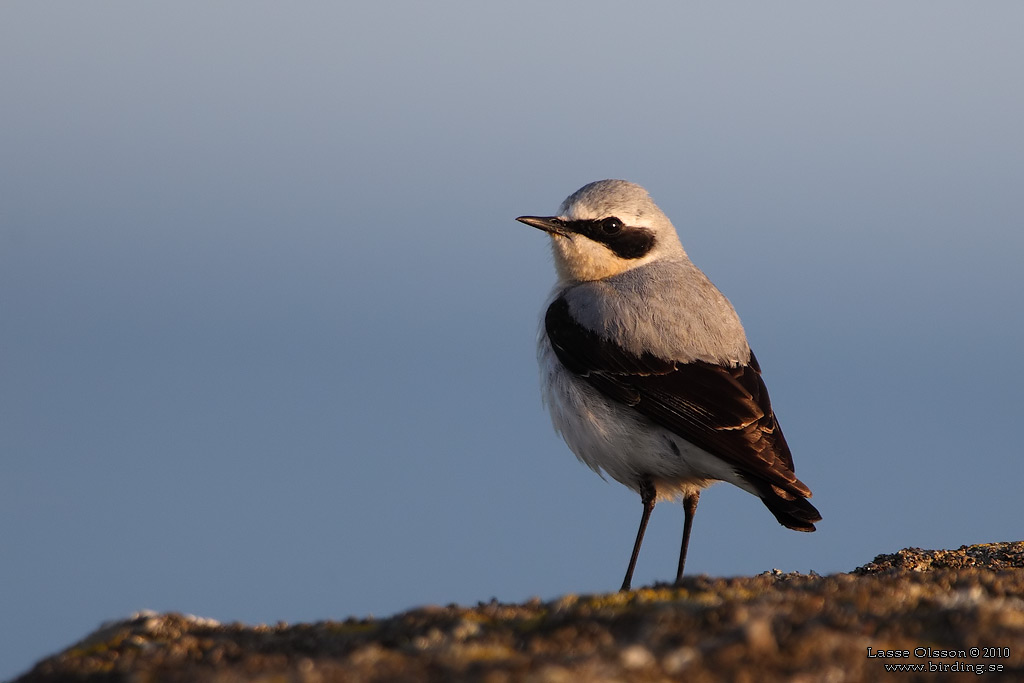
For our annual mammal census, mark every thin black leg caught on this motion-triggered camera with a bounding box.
[621,478,656,592]
[675,491,700,584]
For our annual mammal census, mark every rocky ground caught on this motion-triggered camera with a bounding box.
[14,542,1024,682]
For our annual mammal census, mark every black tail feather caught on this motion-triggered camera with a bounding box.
[747,477,822,532]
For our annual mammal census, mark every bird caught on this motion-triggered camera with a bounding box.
[517,179,820,592]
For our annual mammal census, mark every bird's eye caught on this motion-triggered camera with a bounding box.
[600,217,623,235]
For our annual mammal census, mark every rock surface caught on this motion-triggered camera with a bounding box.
[15,542,1024,682]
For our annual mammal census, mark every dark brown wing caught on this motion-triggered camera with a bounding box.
[546,296,820,529]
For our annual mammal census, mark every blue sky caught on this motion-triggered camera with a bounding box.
[2,2,1023,678]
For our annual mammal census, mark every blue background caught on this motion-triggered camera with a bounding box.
[3,2,1022,678]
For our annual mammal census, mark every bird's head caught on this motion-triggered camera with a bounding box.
[517,179,686,283]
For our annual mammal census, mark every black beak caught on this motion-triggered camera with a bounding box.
[516,215,570,237]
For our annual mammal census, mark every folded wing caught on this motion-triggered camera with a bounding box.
[545,295,821,530]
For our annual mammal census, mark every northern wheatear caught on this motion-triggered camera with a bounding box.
[518,179,820,591]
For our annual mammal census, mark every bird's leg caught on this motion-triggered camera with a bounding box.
[621,477,656,592]
[675,490,700,584]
